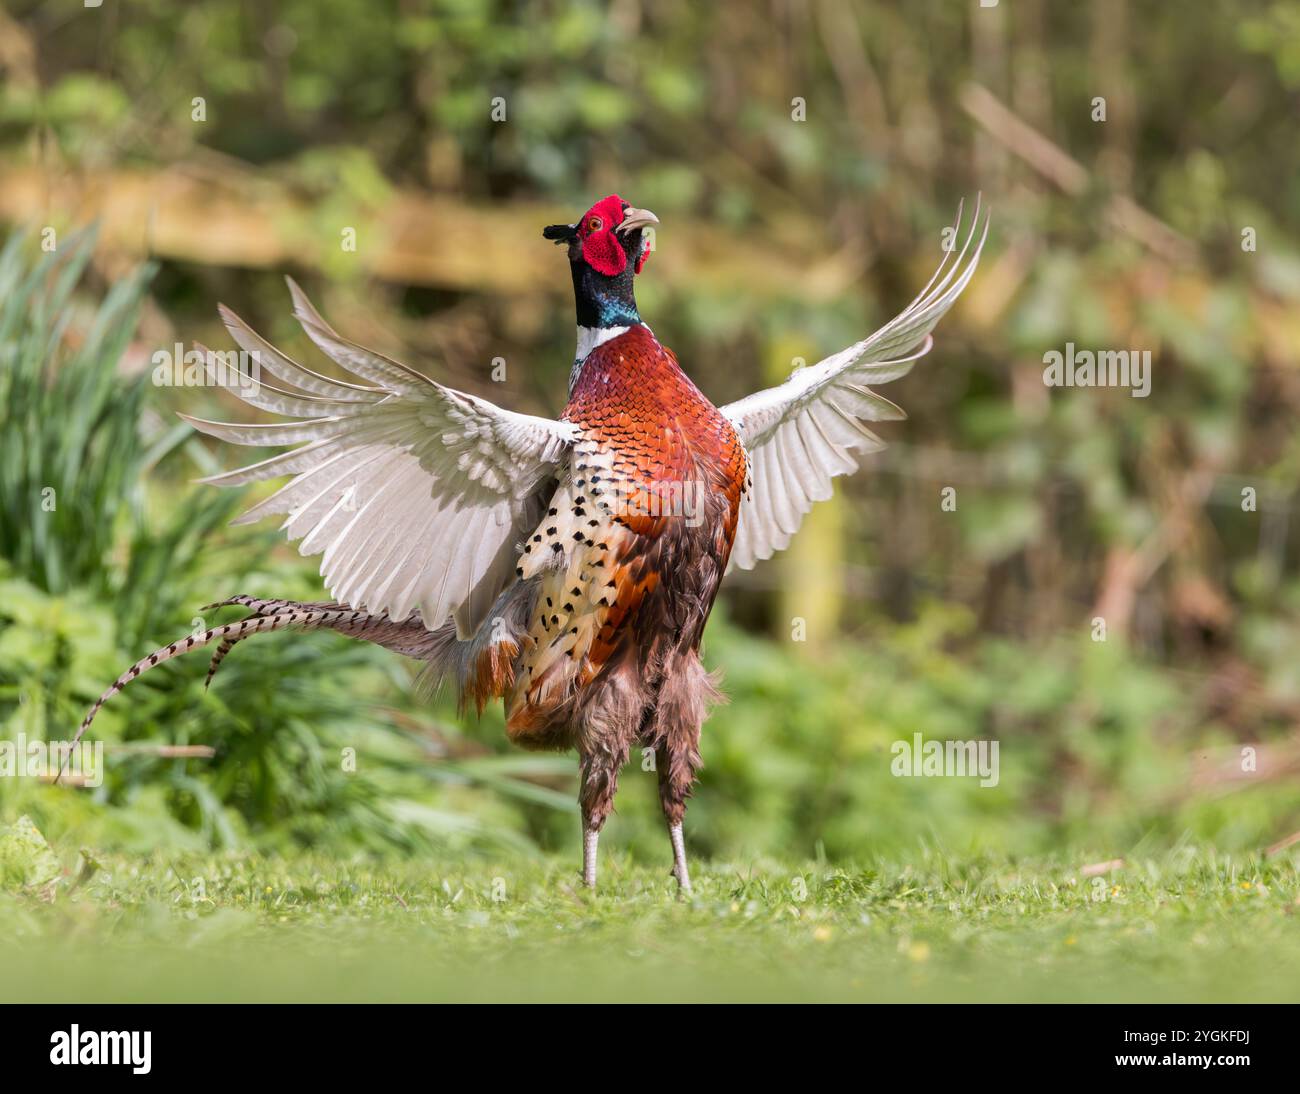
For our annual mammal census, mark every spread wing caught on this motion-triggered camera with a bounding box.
[720,198,989,570]
[184,278,576,635]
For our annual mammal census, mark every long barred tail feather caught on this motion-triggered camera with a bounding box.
[204,639,236,691]
[57,599,448,784]
[200,594,305,615]
[199,595,322,688]
[60,581,545,785]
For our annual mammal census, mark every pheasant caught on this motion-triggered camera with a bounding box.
[70,194,987,891]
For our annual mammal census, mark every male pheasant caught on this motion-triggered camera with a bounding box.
[71,194,987,891]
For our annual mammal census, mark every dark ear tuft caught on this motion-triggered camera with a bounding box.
[543,223,577,244]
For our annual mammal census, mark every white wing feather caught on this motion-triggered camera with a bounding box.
[185,278,576,636]
[721,199,989,571]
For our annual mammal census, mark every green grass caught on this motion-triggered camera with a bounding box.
[5,845,1298,1003]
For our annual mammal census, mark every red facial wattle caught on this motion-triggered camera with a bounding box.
[580,194,630,277]
[582,228,626,277]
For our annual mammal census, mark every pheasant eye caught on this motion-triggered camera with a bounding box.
[588,216,603,232]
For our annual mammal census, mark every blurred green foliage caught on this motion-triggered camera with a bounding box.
[1,1,1298,865]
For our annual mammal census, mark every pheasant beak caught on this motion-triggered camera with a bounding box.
[616,207,659,235]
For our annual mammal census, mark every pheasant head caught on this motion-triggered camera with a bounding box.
[544,195,659,329]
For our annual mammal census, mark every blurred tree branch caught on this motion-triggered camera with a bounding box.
[0,163,859,303]
[961,83,1196,266]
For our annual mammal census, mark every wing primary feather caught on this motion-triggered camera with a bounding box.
[218,304,382,398]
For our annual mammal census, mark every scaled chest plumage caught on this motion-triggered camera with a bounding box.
[508,324,747,737]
